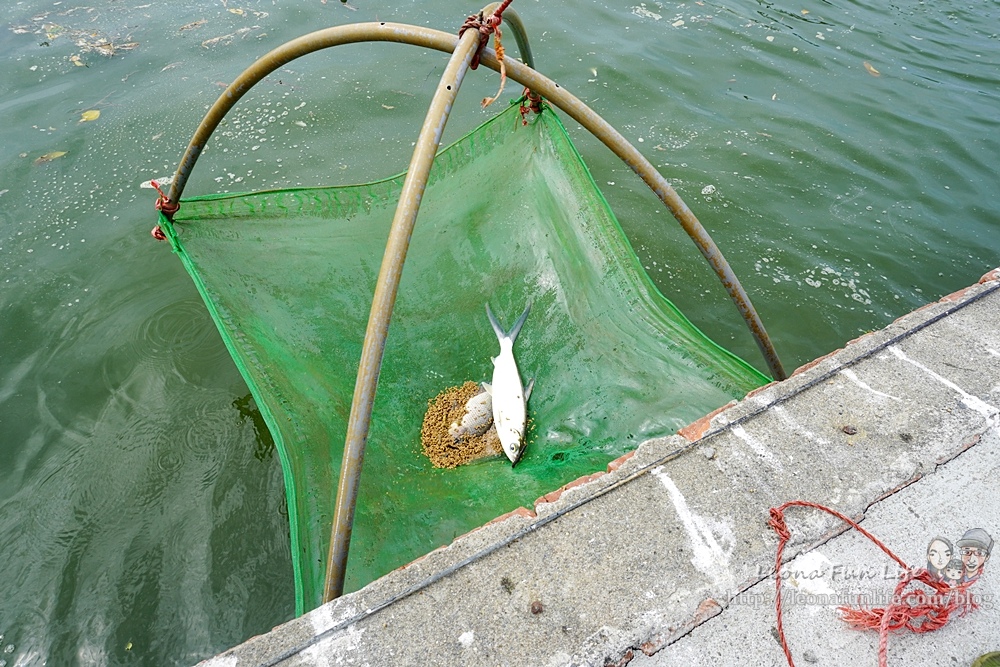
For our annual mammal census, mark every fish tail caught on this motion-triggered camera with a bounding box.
[485,302,505,341]
[507,302,531,343]
[485,301,532,342]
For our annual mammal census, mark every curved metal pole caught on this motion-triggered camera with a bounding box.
[480,54,787,380]
[322,28,482,603]
[165,20,530,206]
[162,22,782,379]
[166,24,457,206]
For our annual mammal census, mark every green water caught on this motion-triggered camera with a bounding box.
[0,0,996,664]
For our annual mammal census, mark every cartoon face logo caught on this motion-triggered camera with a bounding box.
[961,547,989,577]
[943,558,965,585]
[956,528,993,582]
[926,536,953,575]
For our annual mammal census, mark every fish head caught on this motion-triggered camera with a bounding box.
[499,428,525,466]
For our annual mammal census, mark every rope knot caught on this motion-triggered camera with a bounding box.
[458,0,514,70]
[151,179,180,217]
[767,507,790,541]
[458,12,493,70]
[519,88,543,125]
[769,500,986,667]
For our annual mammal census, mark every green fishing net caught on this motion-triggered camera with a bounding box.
[157,101,767,614]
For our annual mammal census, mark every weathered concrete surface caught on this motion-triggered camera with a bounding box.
[198,267,1000,667]
[634,426,1000,667]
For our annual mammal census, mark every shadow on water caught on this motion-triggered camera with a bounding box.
[233,393,276,463]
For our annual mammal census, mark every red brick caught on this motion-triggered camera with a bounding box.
[486,506,536,525]
[939,285,974,303]
[979,267,1000,284]
[677,401,735,441]
[606,450,636,473]
[535,471,605,506]
[746,381,778,400]
[792,349,839,377]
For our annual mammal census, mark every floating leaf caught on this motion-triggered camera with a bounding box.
[70,54,86,66]
[34,151,67,165]
[863,61,881,77]
[228,7,245,15]
[79,109,100,123]
[801,9,810,14]
[179,19,207,31]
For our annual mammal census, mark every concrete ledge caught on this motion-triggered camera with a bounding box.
[199,268,1000,667]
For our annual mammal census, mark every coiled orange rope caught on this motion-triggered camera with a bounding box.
[768,500,980,667]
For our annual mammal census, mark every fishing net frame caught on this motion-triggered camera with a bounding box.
[152,9,784,614]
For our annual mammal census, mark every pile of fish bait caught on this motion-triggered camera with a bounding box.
[420,303,533,469]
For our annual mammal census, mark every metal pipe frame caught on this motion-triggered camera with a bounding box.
[161,16,786,609]
[322,27,481,603]
[165,18,532,205]
[163,21,782,380]
[486,55,787,381]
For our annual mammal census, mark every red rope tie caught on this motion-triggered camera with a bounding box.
[458,13,492,70]
[518,87,543,125]
[768,500,983,667]
[151,179,179,217]
[150,226,166,241]
[458,0,514,70]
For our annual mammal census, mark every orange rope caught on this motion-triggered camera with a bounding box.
[480,29,507,108]
[768,500,981,667]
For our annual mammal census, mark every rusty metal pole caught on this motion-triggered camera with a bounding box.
[477,53,787,380]
[321,27,483,604]
[163,19,532,208]
[164,24,465,208]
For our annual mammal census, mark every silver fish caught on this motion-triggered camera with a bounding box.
[483,302,534,466]
[448,383,493,441]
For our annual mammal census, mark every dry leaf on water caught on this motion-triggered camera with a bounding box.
[79,109,100,122]
[34,151,67,165]
[179,20,207,31]
[863,61,881,77]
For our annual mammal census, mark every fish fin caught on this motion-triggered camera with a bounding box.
[482,382,493,396]
[525,378,535,401]
[485,302,505,342]
[506,301,532,343]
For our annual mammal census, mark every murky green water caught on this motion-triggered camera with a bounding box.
[1,0,997,664]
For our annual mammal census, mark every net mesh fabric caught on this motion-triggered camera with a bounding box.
[157,102,766,613]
